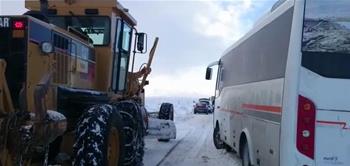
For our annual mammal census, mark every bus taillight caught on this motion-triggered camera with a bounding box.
[296,95,316,159]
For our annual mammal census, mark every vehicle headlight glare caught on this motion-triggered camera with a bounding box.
[41,42,53,54]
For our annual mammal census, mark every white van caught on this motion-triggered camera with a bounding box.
[205,0,350,166]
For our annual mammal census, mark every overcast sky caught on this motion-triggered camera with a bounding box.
[0,0,277,97]
[305,0,350,19]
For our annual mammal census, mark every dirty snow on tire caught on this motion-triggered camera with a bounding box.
[73,104,113,166]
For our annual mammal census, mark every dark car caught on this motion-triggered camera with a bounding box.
[199,98,214,113]
[193,99,211,114]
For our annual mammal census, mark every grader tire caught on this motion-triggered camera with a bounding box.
[72,104,124,166]
[114,101,145,166]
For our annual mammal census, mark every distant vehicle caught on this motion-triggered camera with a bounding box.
[194,99,211,114]
[145,103,176,142]
[199,98,214,113]
[206,1,350,166]
[158,103,175,142]
[159,103,174,121]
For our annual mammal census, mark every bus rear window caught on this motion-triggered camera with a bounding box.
[302,0,350,79]
[302,0,350,54]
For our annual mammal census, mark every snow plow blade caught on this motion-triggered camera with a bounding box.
[147,118,176,140]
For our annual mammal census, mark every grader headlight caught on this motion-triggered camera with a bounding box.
[40,41,53,54]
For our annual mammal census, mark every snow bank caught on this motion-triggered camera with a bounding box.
[145,97,197,120]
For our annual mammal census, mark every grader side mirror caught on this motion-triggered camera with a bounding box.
[137,32,147,53]
[205,67,212,80]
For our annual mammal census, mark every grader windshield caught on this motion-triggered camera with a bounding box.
[48,16,110,45]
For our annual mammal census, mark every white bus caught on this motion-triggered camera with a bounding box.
[205,0,350,166]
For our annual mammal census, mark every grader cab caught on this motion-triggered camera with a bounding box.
[0,0,175,165]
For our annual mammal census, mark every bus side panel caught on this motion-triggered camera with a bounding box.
[213,95,230,143]
[215,5,294,166]
[231,104,243,150]
[220,79,283,166]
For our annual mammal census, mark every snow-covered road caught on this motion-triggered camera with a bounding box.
[143,114,241,166]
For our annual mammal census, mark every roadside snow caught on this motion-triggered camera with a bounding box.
[145,97,197,121]
[144,97,241,166]
[144,115,241,166]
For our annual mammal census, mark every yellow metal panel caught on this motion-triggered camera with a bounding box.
[25,0,136,25]
[26,42,52,112]
[12,30,25,38]
[26,0,117,9]
[0,60,15,113]
[95,47,113,91]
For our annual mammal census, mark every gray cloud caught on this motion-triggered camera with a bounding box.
[1,0,277,97]
[121,0,276,96]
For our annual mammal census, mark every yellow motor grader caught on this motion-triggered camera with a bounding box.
[0,0,176,165]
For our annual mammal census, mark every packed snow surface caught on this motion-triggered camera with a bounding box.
[144,97,241,166]
[147,118,176,140]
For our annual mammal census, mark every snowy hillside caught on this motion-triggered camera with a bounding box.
[302,18,350,53]
[145,97,197,118]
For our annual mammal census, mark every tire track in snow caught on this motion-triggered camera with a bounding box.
[156,131,191,166]
[156,115,241,166]
[144,115,241,166]
[156,115,208,165]
[158,115,212,165]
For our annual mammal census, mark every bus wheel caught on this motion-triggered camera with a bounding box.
[213,124,224,149]
[242,142,252,166]
[73,104,124,166]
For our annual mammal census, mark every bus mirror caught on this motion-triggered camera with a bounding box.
[137,32,147,53]
[205,67,212,80]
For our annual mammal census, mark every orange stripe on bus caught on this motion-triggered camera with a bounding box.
[317,120,350,130]
[241,104,282,114]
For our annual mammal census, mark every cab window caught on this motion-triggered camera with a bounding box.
[111,19,133,92]
[48,16,111,46]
